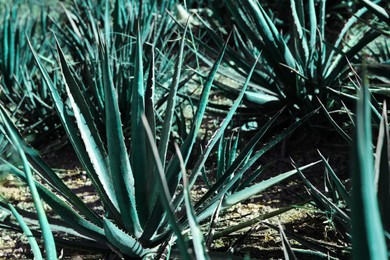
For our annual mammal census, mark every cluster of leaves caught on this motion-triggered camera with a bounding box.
[0,4,59,144]
[0,0,320,259]
[193,0,390,257]
[292,64,389,259]
[196,0,388,120]
[0,0,389,259]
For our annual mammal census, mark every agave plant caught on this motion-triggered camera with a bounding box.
[0,14,322,257]
[49,0,202,133]
[195,0,381,118]
[279,63,389,259]
[0,4,59,142]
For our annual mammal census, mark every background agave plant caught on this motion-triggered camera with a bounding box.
[0,4,60,145]
[194,0,382,119]
[50,0,202,134]
[277,63,390,259]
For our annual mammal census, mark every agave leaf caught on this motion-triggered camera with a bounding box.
[87,3,99,44]
[0,105,102,226]
[0,160,106,241]
[327,87,382,120]
[326,6,368,70]
[158,21,189,169]
[290,0,309,64]
[104,0,111,49]
[0,200,102,241]
[361,0,390,24]
[216,132,227,180]
[144,43,157,216]
[292,159,351,224]
[351,64,387,259]
[237,163,270,190]
[224,1,260,41]
[205,195,224,246]
[214,205,296,239]
[9,9,16,79]
[61,3,83,39]
[243,90,279,105]
[229,132,244,192]
[191,20,273,91]
[318,151,351,206]
[103,218,148,258]
[176,144,209,260]
[255,1,296,71]
[100,36,142,236]
[141,115,191,260]
[141,0,158,41]
[228,132,240,169]
[223,161,320,207]
[279,223,297,260]
[63,53,120,212]
[0,110,57,260]
[131,25,151,224]
[317,97,352,143]
[27,37,121,219]
[324,166,339,205]
[308,0,317,59]
[178,32,232,165]
[63,108,123,222]
[265,222,339,258]
[54,37,106,162]
[6,203,43,259]
[326,29,380,85]
[113,0,125,33]
[374,101,390,232]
